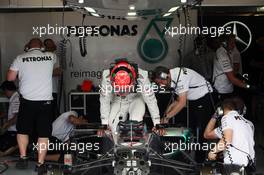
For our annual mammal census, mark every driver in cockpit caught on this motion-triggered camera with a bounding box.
[98,59,162,136]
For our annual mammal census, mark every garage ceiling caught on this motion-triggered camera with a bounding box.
[0,0,263,8]
[0,0,263,17]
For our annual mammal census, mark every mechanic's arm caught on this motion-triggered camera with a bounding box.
[233,63,240,74]
[208,129,233,160]
[3,114,17,129]
[140,71,160,126]
[204,118,218,139]
[68,115,88,125]
[7,70,18,81]
[53,67,62,77]
[226,71,247,88]
[165,92,187,119]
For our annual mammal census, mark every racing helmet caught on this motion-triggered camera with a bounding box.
[110,59,137,95]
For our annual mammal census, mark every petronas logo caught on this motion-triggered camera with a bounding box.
[138,18,173,63]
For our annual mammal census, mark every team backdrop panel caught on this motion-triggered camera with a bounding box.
[0,10,197,94]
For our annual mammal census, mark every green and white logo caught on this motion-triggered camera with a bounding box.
[138,18,173,63]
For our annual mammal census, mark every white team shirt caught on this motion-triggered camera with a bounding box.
[170,67,212,100]
[213,47,233,94]
[10,48,56,101]
[52,111,78,142]
[214,111,255,166]
[7,92,20,132]
[229,47,242,74]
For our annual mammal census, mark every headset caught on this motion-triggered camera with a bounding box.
[24,38,45,52]
[215,105,224,119]
[159,72,169,80]
[238,105,247,116]
[152,66,170,81]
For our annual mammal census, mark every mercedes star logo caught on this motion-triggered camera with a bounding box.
[223,21,252,53]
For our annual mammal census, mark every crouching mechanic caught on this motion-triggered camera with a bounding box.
[0,81,20,156]
[44,111,88,162]
[204,97,255,174]
[98,59,163,137]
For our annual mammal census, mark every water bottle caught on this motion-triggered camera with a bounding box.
[63,150,73,175]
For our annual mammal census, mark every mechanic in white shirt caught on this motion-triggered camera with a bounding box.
[98,59,161,135]
[7,38,56,173]
[153,66,214,126]
[52,111,88,142]
[153,66,214,162]
[0,81,20,156]
[213,35,249,100]
[204,97,255,173]
[44,38,62,120]
[45,111,88,162]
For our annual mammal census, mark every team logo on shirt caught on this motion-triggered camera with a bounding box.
[22,56,52,62]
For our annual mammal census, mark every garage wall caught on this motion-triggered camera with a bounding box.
[0,10,197,93]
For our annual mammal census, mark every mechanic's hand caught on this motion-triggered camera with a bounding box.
[208,151,217,161]
[152,127,166,136]
[161,117,170,124]
[97,126,111,137]
[97,129,105,137]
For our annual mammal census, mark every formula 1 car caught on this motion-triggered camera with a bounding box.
[68,121,199,175]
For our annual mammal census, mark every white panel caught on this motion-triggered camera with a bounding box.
[17,0,42,7]
[0,0,10,7]
[43,0,63,7]
[0,10,197,96]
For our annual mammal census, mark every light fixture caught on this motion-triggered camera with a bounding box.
[129,5,135,10]
[181,0,187,3]
[91,13,100,17]
[127,12,137,16]
[168,6,179,12]
[125,16,138,20]
[78,0,84,3]
[84,7,96,13]
[163,13,171,17]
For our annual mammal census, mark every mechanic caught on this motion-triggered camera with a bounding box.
[44,111,88,162]
[7,38,57,175]
[204,97,255,174]
[44,38,62,120]
[0,81,19,157]
[213,35,250,100]
[98,59,161,135]
[152,66,213,128]
[152,66,214,162]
